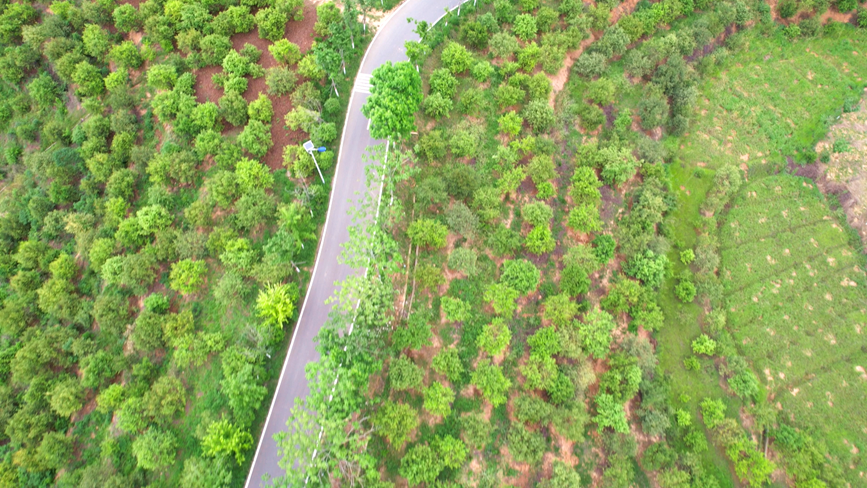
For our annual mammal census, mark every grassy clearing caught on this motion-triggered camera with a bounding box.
[653,23,867,488]
[678,28,867,170]
[719,174,867,482]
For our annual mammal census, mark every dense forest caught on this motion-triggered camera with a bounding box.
[0,0,393,485]
[277,0,867,488]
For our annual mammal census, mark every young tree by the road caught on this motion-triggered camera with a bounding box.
[361,61,423,140]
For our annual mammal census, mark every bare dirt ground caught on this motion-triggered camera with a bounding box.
[193,2,319,171]
[803,94,867,252]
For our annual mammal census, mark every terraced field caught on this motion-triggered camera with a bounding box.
[720,174,867,481]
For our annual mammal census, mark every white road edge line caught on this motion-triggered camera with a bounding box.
[245,0,470,485]
[244,0,418,485]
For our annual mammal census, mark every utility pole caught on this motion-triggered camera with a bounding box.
[303,140,326,184]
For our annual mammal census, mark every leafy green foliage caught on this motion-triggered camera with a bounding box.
[423,382,455,417]
[471,360,511,407]
[432,348,464,382]
[363,61,422,140]
[441,41,473,74]
[594,393,629,433]
[477,318,512,356]
[500,259,540,294]
[390,355,423,391]
[508,424,546,463]
[169,259,207,295]
[374,400,418,448]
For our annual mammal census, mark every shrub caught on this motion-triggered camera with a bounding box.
[423,93,453,119]
[568,204,602,233]
[200,34,233,66]
[147,64,178,90]
[782,24,801,40]
[110,41,143,69]
[514,394,554,424]
[680,249,695,265]
[675,279,696,303]
[799,17,821,37]
[432,347,464,382]
[400,444,442,486]
[579,308,616,359]
[113,4,141,33]
[574,52,607,78]
[514,14,538,41]
[471,60,495,82]
[132,429,177,470]
[393,310,434,351]
[256,8,287,41]
[500,259,540,294]
[28,74,60,109]
[247,93,274,123]
[374,400,418,448]
[561,264,590,297]
[777,0,798,17]
[448,247,478,276]
[477,318,512,356]
[169,259,207,295]
[638,87,669,130]
[522,201,553,227]
[490,32,520,58]
[517,42,541,72]
[390,355,423,391]
[836,0,857,12]
[238,120,273,157]
[523,100,555,133]
[498,111,523,136]
[496,83,526,108]
[691,334,717,356]
[700,398,726,429]
[461,414,492,449]
[528,73,552,101]
[508,425,546,463]
[407,218,448,249]
[269,39,301,65]
[460,21,490,49]
[429,67,458,98]
[441,41,473,74]
[471,360,511,406]
[594,393,628,433]
[623,250,668,288]
[423,382,455,417]
[525,226,555,254]
[593,235,616,264]
[73,62,105,97]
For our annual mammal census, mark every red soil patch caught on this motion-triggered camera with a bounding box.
[193,1,319,171]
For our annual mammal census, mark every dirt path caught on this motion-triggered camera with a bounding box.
[548,0,643,106]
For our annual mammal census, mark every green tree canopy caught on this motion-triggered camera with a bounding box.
[362,61,422,140]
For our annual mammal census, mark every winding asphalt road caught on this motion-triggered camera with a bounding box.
[245,1,467,486]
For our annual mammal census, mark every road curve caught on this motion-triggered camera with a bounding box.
[245,1,467,485]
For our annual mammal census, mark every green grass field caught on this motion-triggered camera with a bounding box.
[720,174,867,483]
[655,23,867,487]
[677,28,867,169]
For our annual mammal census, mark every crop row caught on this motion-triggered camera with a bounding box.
[776,357,867,475]
[720,221,852,293]
[720,204,830,246]
[726,266,866,380]
[721,176,831,245]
